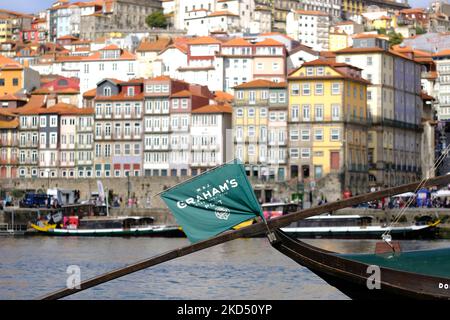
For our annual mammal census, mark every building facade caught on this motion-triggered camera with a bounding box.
[336,35,423,188]
[233,79,288,181]
[288,59,369,199]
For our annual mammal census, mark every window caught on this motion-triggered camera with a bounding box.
[331,128,340,141]
[103,87,111,96]
[248,108,255,117]
[306,67,313,76]
[236,108,243,117]
[291,105,299,120]
[367,90,372,101]
[291,84,300,95]
[331,83,340,95]
[317,67,324,76]
[290,129,299,141]
[269,112,277,121]
[236,91,243,100]
[302,84,311,95]
[12,78,19,86]
[314,165,323,179]
[290,148,299,158]
[40,116,46,127]
[127,87,135,96]
[269,92,277,103]
[114,144,121,156]
[315,83,324,95]
[314,129,323,141]
[367,56,373,66]
[301,129,310,141]
[124,144,130,155]
[260,108,267,117]
[301,148,311,158]
[332,104,340,120]
[315,105,323,121]
[278,92,286,103]
[50,116,57,127]
[261,90,268,100]
[302,105,310,121]
[249,91,256,104]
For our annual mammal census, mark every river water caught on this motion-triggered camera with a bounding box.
[1,237,450,300]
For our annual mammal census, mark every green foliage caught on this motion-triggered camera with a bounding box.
[415,26,426,35]
[11,189,25,199]
[145,11,168,29]
[388,31,403,47]
[377,27,387,35]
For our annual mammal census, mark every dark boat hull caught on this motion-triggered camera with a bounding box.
[270,229,450,300]
[279,225,439,240]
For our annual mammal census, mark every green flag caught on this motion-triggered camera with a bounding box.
[160,161,263,243]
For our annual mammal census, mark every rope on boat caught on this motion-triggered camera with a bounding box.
[381,143,450,242]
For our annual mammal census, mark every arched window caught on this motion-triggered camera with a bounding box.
[103,87,111,96]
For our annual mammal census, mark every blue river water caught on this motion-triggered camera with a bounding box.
[1,237,449,300]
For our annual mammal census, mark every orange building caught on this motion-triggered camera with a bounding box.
[0,55,40,96]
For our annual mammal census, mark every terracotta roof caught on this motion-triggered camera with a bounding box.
[41,103,94,115]
[170,90,193,98]
[254,38,284,46]
[400,8,425,14]
[83,88,97,98]
[295,10,329,16]
[100,44,120,51]
[433,49,450,57]
[32,88,80,95]
[352,33,389,40]
[136,38,172,52]
[289,59,371,84]
[234,79,287,89]
[214,91,234,103]
[57,35,79,41]
[13,95,46,115]
[0,118,19,129]
[207,11,239,17]
[192,104,232,114]
[0,94,26,101]
[0,55,23,69]
[188,36,222,45]
[84,50,135,61]
[223,38,252,46]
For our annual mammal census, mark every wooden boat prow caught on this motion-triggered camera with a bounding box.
[270,229,450,300]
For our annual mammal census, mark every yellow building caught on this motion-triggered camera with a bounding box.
[329,32,350,52]
[0,15,13,43]
[0,55,40,96]
[233,79,288,182]
[288,59,369,200]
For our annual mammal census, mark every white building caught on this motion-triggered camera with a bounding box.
[286,10,331,51]
[79,44,138,95]
[190,104,232,171]
[175,0,270,35]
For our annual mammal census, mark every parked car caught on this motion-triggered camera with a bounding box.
[19,193,52,208]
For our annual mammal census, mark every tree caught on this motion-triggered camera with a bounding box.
[145,11,168,29]
[388,31,403,47]
[415,26,426,35]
